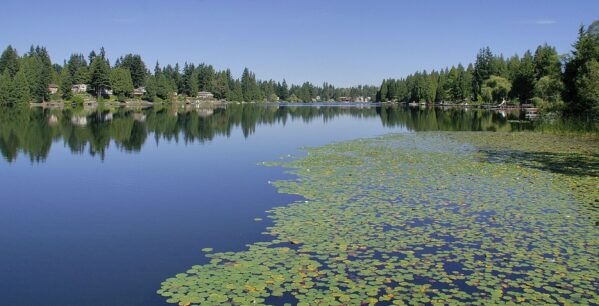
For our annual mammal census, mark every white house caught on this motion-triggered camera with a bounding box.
[197,91,214,100]
[72,84,87,93]
[132,87,146,96]
[133,86,146,97]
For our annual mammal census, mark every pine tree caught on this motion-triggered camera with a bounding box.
[473,47,494,99]
[575,59,599,116]
[59,67,73,99]
[378,80,388,102]
[115,54,146,87]
[67,53,87,80]
[110,67,134,100]
[0,45,19,77]
[89,57,111,97]
[511,51,536,103]
[0,71,14,104]
[181,63,198,97]
[533,44,561,80]
[11,69,31,104]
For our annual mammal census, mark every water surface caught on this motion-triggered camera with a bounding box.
[0,104,530,305]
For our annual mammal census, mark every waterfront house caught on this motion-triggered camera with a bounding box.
[132,87,146,96]
[48,84,59,95]
[72,84,87,93]
[197,91,214,100]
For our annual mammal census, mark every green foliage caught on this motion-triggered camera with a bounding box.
[511,51,536,103]
[575,59,599,116]
[534,76,563,103]
[482,75,511,103]
[0,71,13,104]
[89,57,110,97]
[67,53,87,83]
[287,93,300,102]
[71,95,84,104]
[0,45,19,77]
[74,66,89,85]
[180,63,198,97]
[12,69,31,104]
[159,132,599,305]
[533,44,561,79]
[563,22,599,116]
[59,67,72,100]
[241,68,261,102]
[110,67,134,98]
[473,47,494,98]
[115,54,146,87]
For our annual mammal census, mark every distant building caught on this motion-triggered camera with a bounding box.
[102,88,113,96]
[354,96,371,102]
[72,84,87,93]
[197,91,214,100]
[339,96,352,102]
[132,87,146,96]
[48,84,59,95]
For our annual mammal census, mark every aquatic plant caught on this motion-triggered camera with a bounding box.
[159,132,598,305]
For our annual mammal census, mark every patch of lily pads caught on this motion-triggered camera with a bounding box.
[159,132,599,305]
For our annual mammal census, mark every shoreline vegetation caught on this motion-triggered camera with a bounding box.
[0,21,597,122]
[158,132,599,305]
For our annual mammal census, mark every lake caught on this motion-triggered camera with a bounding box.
[0,104,586,305]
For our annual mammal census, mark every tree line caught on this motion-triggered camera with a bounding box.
[376,21,599,117]
[0,46,377,104]
[0,20,597,117]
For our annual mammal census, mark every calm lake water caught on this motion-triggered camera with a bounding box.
[0,104,530,306]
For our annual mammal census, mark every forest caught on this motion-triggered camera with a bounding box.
[0,46,377,105]
[0,21,597,118]
[377,21,599,117]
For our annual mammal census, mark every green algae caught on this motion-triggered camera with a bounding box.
[159,132,599,305]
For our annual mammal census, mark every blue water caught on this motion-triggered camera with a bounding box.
[0,105,427,305]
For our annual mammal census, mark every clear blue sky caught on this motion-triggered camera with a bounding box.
[0,0,597,86]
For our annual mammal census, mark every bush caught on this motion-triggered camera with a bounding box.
[530,97,544,106]
[70,96,84,105]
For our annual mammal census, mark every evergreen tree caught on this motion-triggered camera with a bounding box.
[88,50,97,64]
[181,63,198,97]
[11,69,31,104]
[279,79,289,100]
[378,80,388,102]
[0,45,19,77]
[0,71,13,104]
[89,57,111,97]
[110,67,134,100]
[116,54,147,87]
[241,68,260,101]
[511,51,536,103]
[59,67,73,99]
[563,21,599,114]
[227,79,243,102]
[144,75,158,101]
[67,53,87,80]
[575,59,599,116]
[197,64,215,92]
[533,44,561,80]
[473,47,494,99]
